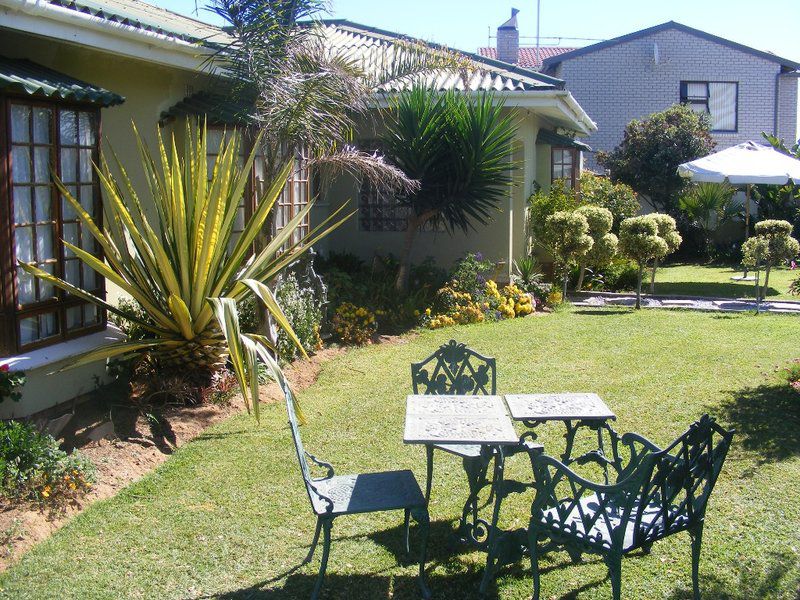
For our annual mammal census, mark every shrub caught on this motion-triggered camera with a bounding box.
[600,259,640,292]
[546,289,563,306]
[331,303,377,345]
[527,179,579,245]
[275,273,323,362]
[744,219,800,300]
[0,421,95,506]
[648,213,683,292]
[0,365,25,404]
[618,216,669,309]
[449,252,496,295]
[579,172,640,231]
[541,211,594,298]
[109,297,156,342]
[784,360,800,393]
[574,205,618,291]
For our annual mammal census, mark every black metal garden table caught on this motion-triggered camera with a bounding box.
[404,392,619,595]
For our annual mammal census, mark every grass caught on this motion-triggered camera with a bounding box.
[651,263,797,300]
[2,308,800,599]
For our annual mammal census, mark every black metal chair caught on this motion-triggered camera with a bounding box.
[528,414,734,600]
[281,376,431,599]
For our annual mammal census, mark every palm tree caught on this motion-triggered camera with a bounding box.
[379,87,519,291]
[678,182,736,259]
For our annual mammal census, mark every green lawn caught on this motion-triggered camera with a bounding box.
[2,309,800,599]
[652,263,797,300]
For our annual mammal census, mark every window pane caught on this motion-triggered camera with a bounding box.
[80,185,94,214]
[35,186,52,222]
[36,225,55,260]
[84,304,99,325]
[709,82,737,131]
[15,227,33,263]
[81,227,94,252]
[78,112,96,145]
[206,128,224,151]
[79,149,93,182]
[39,263,55,300]
[11,147,31,182]
[13,188,32,225]
[62,187,78,220]
[66,305,82,330]
[17,269,35,305]
[34,147,51,183]
[19,317,37,345]
[39,312,57,338]
[60,148,77,182]
[11,105,30,143]
[33,108,52,144]
[63,223,79,254]
[83,263,96,289]
[60,110,77,145]
[687,83,708,99]
[65,259,80,286]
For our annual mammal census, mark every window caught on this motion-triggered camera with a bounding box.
[1,99,104,353]
[204,128,310,249]
[551,147,578,189]
[680,81,738,132]
[359,177,411,232]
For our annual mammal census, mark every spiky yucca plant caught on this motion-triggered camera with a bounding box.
[19,123,350,419]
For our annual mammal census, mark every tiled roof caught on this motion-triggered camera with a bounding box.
[46,0,232,46]
[0,55,124,106]
[318,20,564,92]
[478,46,577,70]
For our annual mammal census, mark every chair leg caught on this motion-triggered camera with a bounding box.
[425,445,434,503]
[529,527,541,600]
[691,523,704,600]
[311,519,332,600]
[304,517,323,565]
[411,506,432,600]
[605,554,622,600]
[403,508,412,555]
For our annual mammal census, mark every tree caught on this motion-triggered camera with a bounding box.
[618,216,669,309]
[742,219,800,301]
[598,104,715,215]
[379,87,519,291]
[21,125,349,420]
[541,211,594,299]
[678,182,737,260]
[578,172,640,232]
[527,179,579,247]
[647,213,683,293]
[574,205,618,290]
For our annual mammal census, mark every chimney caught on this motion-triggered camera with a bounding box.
[497,8,520,64]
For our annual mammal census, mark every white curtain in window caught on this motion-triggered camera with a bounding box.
[708,83,737,131]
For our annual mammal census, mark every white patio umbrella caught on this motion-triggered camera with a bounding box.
[678,141,800,278]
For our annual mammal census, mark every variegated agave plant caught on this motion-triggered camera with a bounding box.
[19,123,351,420]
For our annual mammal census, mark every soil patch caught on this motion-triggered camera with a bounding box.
[0,346,344,571]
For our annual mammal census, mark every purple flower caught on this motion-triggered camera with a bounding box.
[474,252,484,261]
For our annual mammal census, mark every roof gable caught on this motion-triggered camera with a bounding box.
[541,21,800,71]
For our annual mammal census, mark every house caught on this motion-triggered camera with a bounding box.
[537,21,800,171]
[0,1,595,419]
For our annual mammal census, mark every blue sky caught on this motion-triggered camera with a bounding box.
[157,1,800,62]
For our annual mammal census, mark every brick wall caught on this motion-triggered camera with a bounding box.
[552,28,798,170]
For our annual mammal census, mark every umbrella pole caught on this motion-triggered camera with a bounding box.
[742,184,751,277]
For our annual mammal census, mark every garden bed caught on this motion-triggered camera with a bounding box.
[0,345,345,571]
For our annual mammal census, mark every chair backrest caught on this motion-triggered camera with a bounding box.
[281,377,334,514]
[411,339,496,395]
[633,414,734,546]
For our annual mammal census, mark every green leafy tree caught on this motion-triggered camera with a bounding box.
[678,182,737,259]
[574,205,618,290]
[379,87,519,291]
[526,179,579,249]
[21,125,349,420]
[618,216,669,309]
[541,211,594,299]
[578,172,640,232]
[742,219,800,300]
[648,213,683,293]
[598,104,715,215]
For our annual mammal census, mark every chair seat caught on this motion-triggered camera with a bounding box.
[537,493,688,552]
[311,470,426,516]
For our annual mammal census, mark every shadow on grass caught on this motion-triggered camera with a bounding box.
[572,309,632,316]
[719,383,800,463]
[653,282,779,299]
[667,552,798,600]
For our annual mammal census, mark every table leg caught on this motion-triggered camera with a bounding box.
[479,446,506,595]
[458,450,493,545]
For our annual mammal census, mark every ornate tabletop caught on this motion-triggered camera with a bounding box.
[504,393,616,422]
[403,395,519,445]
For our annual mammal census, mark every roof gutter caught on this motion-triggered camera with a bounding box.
[0,0,213,71]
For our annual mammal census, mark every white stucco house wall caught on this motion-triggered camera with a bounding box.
[539,22,800,171]
[0,2,595,419]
